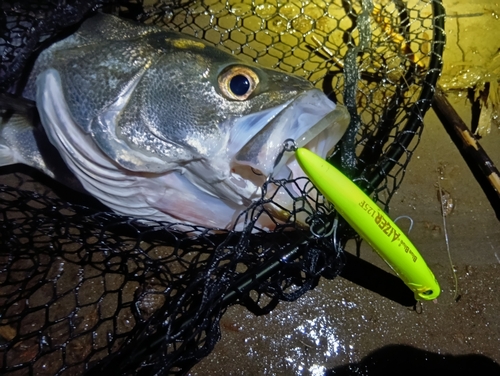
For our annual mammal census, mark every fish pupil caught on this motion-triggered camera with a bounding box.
[230,74,250,96]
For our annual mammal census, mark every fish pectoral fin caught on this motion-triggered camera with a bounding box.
[0,141,15,167]
[0,111,86,189]
[0,122,16,167]
[0,112,38,167]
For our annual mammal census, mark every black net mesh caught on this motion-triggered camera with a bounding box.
[1,171,339,375]
[0,0,445,375]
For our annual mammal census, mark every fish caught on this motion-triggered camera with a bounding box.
[0,13,349,230]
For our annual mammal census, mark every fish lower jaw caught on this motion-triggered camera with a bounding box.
[227,172,263,203]
[256,124,345,230]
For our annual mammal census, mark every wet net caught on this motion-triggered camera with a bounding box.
[0,0,445,375]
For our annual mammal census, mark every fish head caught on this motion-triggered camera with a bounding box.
[34,14,349,228]
[125,39,349,225]
[117,37,319,174]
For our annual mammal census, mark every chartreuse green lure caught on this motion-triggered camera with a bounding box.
[295,148,440,301]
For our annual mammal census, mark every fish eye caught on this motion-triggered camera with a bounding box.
[218,66,259,101]
[230,75,250,96]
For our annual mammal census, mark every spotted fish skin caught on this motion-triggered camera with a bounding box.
[1,13,349,229]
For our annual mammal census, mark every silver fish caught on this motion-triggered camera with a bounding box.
[0,13,349,229]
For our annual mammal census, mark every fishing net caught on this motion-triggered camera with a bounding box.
[0,0,445,375]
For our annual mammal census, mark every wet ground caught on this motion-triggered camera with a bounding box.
[189,93,500,375]
[191,1,500,374]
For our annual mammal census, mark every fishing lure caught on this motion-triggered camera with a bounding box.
[295,147,440,301]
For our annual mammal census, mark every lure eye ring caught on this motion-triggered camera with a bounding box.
[218,65,259,101]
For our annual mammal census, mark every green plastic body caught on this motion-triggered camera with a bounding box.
[295,148,440,300]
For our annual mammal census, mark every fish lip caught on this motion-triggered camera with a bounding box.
[221,91,349,230]
[226,96,349,231]
[277,103,350,179]
[230,89,350,182]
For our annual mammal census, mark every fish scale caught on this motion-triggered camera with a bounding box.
[1,12,348,229]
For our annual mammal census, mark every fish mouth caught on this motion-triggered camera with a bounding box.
[147,89,350,230]
[227,89,350,217]
[230,89,349,179]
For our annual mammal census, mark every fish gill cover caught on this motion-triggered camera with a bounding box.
[0,0,444,375]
